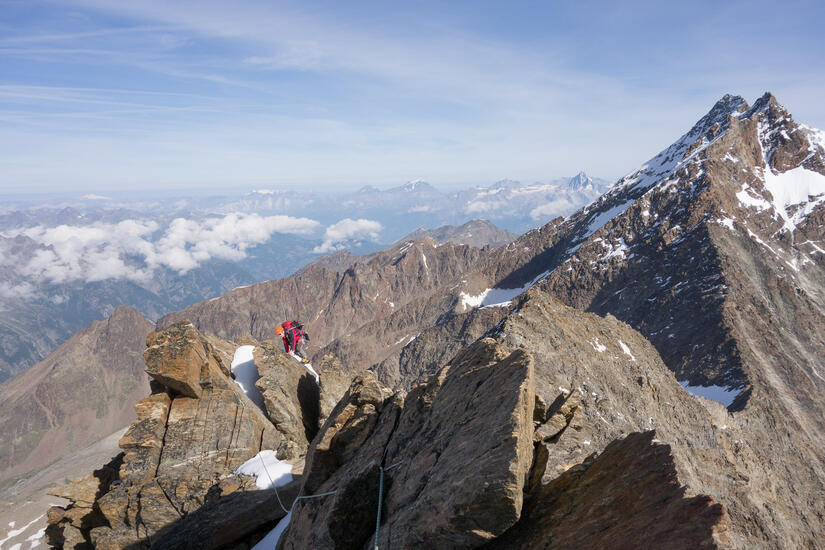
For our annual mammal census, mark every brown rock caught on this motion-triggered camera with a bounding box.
[45,452,124,549]
[148,478,301,550]
[376,343,535,548]
[314,354,355,426]
[300,373,391,495]
[144,321,208,398]
[118,392,171,482]
[49,322,286,549]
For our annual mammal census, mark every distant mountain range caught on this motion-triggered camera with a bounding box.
[0,172,611,237]
[216,171,611,236]
[0,175,606,381]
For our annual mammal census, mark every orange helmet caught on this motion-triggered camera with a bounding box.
[275,326,284,335]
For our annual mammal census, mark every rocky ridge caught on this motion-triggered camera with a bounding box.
[277,289,742,548]
[46,322,277,549]
[45,321,354,549]
[157,218,565,387]
[397,219,517,249]
[539,93,825,397]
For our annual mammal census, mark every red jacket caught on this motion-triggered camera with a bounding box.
[280,320,307,353]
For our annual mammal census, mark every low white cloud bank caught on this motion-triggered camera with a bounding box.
[0,281,37,300]
[313,218,382,253]
[4,213,320,284]
[529,198,576,220]
[465,199,507,214]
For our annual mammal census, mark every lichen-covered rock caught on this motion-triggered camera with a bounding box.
[45,453,123,549]
[300,373,392,496]
[376,342,536,548]
[314,353,355,427]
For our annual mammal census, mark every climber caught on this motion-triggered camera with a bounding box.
[275,320,311,363]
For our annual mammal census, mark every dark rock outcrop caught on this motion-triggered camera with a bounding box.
[488,432,727,550]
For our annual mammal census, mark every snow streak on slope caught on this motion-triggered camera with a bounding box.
[460,270,551,310]
[562,96,750,253]
[616,95,747,195]
[252,512,292,550]
[0,514,44,549]
[230,346,267,411]
[288,352,319,383]
[762,167,825,232]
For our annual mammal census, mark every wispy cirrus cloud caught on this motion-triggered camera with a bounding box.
[2,1,824,191]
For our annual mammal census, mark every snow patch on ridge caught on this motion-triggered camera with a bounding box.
[234,450,293,490]
[599,237,631,261]
[581,201,634,241]
[231,346,267,412]
[736,184,772,212]
[253,512,292,550]
[288,352,319,383]
[590,339,606,352]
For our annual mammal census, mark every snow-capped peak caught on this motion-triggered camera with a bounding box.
[567,171,594,191]
[565,92,825,249]
[404,179,430,192]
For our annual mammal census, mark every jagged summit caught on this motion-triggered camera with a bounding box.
[533,90,825,425]
[745,90,779,116]
[567,171,594,190]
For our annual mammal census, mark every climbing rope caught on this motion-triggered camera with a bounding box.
[372,457,404,549]
[373,466,385,550]
[256,452,289,514]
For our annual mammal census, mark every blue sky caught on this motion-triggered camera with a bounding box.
[1,0,824,193]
